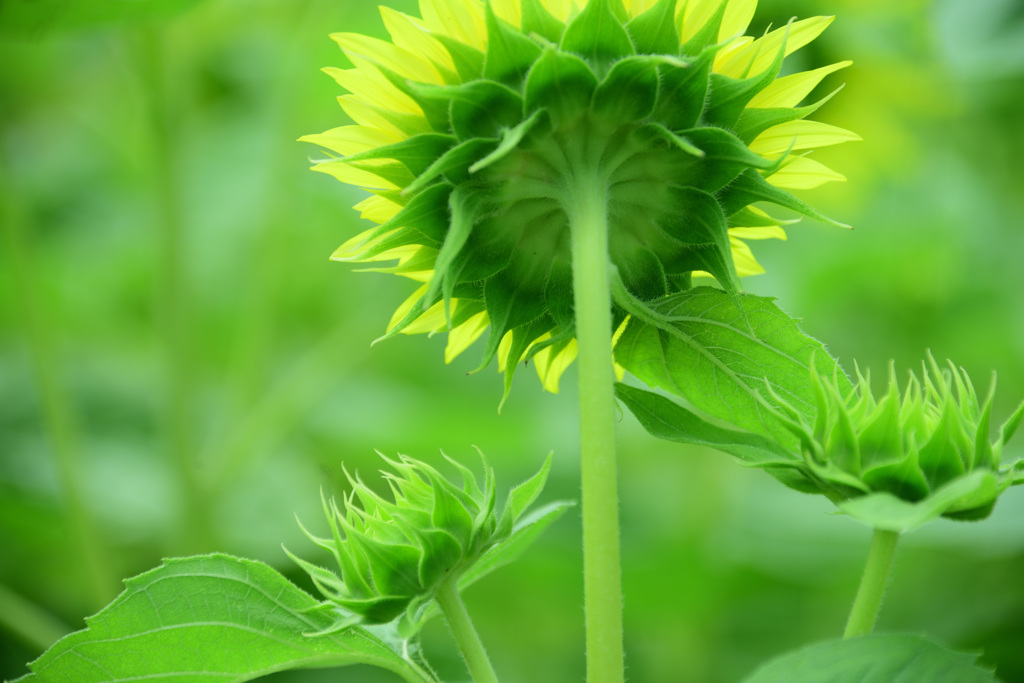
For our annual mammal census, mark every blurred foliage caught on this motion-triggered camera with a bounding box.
[1,0,1023,681]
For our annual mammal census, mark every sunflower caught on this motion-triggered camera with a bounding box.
[303,0,859,397]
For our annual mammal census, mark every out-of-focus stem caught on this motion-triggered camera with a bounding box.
[0,161,113,605]
[844,528,900,638]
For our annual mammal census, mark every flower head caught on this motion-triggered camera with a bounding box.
[287,451,554,627]
[304,0,858,394]
[770,356,1024,531]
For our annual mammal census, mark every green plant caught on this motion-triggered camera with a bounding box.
[8,1,1023,682]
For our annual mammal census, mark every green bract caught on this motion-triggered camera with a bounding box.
[287,451,553,626]
[307,0,856,396]
[769,356,1024,531]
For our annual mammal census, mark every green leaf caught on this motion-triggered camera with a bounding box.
[560,0,635,70]
[20,555,430,683]
[613,286,850,448]
[625,0,679,55]
[839,470,999,532]
[742,634,998,683]
[615,383,797,466]
[484,3,543,85]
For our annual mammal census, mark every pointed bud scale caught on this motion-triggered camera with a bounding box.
[289,451,553,626]
[768,357,1024,532]
[306,0,858,397]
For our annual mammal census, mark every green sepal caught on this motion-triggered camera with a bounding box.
[499,316,557,411]
[334,595,411,624]
[475,266,550,373]
[626,0,679,55]
[524,48,598,129]
[861,445,931,502]
[679,0,727,56]
[402,138,496,197]
[544,258,575,329]
[373,182,452,245]
[560,0,635,72]
[703,28,788,129]
[592,55,686,124]
[734,86,843,144]
[613,245,668,300]
[917,394,971,491]
[681,126,775,192]
[839,470,998,532]
[412,526,463,590]
[727,206,798,228]
[719,168,849,228]
[431,33,486,82]
[470,108,550,174]
[1000,398,1024,445]
[413,79,524,141]
[632,122,705,157]
[652,185,739,292]
[497,453,554,536]
[336,530,422,602]
[856,370,906,471]
[373,64,453,133]
[652,46,714,131]
[344,133,456,177]
[282,546,347,601]
[348,224,434,261]
[484,2,543,85]
[427,469,475,549]
[427,184,492,315]
[520,0,565,43]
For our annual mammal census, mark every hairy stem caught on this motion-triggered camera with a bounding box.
[567,173,624,683]
[844,528,900,638]
[435,578,499,683]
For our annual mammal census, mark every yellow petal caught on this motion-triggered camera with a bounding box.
[715,16,834,79]
[387,284,428,333]
[354,195,403,224]
[729,236,765,276]
[496,329,515,370]
[624,0,658,18]
[323,63,423,116]
[445,310,489,363]
[541,0,575,22]
[380,7,457,74]
[330,227,384,261]
[331,32,443,84]
[419,0,487,51]
[535,339,578,394]
[719,0,757,41]
[748,60,852,109]
[300,125,399,156]
[337,96,412,140]
[766,156,846,190]
[679,0,724,45]
[750,120,862,157]
[312,159,398,190]
[729,225,787,241]
[401,299,449,335]
[491,0,522,27]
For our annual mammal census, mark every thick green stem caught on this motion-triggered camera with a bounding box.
[844,528,900,638]
[435,578,499,683]
[567,174,624,683]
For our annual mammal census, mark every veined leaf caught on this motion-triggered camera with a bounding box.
[613,286,850,448]
[742,634,998,683]
[17,555,431,683]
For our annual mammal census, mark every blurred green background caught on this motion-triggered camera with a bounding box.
[1,0,1023,681]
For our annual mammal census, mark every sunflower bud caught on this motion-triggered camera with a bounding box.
[773,355,1024,531]
[287,451,553,625]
